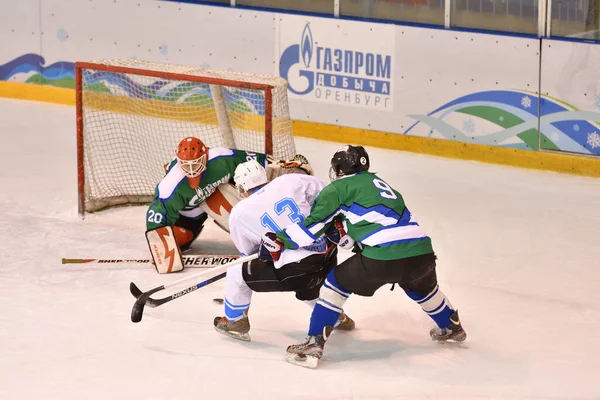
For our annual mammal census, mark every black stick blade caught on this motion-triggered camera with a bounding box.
[131,298,146,323]
[129,282,143,299]
[129,282,165,323]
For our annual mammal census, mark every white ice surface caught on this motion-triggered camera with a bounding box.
[1,98,600,400]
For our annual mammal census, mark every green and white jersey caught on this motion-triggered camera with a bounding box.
[277,171,433,261]
[146,147,267,230]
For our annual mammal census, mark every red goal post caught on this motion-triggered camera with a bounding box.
[75,60,296,215]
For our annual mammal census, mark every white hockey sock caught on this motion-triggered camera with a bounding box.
[304,299,317,309]
[224,264,252,321]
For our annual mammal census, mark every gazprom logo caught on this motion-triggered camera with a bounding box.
[279,22,393,109]
[301,24,313,68]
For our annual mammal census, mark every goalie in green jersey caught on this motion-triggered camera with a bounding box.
[259,145,467,368]
[145,136,313,274]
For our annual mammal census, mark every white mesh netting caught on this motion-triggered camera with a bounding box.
[78,59,296,213]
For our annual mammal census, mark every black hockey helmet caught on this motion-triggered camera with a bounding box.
[329,145,370,180]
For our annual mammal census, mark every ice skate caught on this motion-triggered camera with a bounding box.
[334,313,355,331]
[285,326,333,369]
[430,310,466,343]
[214,309,251,342]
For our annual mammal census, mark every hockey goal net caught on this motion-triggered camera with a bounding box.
[76,59,296,215]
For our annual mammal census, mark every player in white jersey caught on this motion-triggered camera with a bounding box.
[213,160,355,341]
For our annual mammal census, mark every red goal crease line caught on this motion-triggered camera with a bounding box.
[61,254,240,268]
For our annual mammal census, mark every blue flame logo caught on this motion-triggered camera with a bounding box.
[300,24,313,68]
[279,22,315,95]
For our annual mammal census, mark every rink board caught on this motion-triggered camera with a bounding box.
[0,1,599,175]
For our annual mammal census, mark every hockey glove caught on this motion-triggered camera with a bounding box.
[259,232,284,262]
[287,154,314,176]
[325,218,355,251]
[266,154,314,178]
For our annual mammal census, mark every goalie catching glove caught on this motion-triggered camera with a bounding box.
[325,218,355,250]
[266,154,314,180]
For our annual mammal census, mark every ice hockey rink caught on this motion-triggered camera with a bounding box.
[1,98,599,400]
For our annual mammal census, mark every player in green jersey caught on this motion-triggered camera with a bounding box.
[146,136,312,256]
[260,145,466,368]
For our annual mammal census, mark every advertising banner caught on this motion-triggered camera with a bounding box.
[278,15,395,112]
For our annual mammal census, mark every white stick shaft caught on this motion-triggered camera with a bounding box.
[62,255,239,265]
[161,253,258,291]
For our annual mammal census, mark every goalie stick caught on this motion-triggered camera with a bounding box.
[129,253,258,323]
[61,255,239,268]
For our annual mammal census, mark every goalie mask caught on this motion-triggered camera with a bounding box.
[234,159,268,198]
[329,145,370,181]
[176,137,208,189]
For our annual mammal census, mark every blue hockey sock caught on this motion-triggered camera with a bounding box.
[308,270,352,335]
[405,285,455,328]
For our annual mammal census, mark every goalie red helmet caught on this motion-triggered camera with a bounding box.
[176,137,208,189]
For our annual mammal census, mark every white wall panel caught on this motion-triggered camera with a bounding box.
[396,28,541,150]
[0,0,42,81]
[40,0,276,73]
[539,39,600,155]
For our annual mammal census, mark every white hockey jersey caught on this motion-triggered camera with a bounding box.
[229,174,328,269]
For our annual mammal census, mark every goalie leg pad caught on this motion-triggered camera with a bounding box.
[199,183,242,233]
[172,226,194,250]
[146,226,184,274]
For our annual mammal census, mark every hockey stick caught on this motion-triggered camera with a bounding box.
[129,273,226,309]
[129,253,258,323]
[62,254,239,268]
